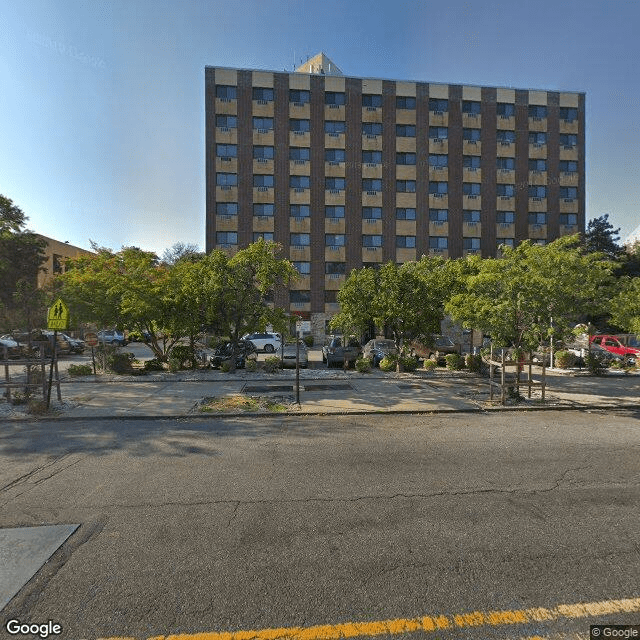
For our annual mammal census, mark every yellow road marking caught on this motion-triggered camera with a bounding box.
[99,596,640,640]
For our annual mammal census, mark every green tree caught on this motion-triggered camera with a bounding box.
[609,277,640,335]
[446,235,613,350]
[584,214,622,260]
[0,195,47,330]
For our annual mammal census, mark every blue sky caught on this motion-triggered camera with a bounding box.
[2,0,639,255]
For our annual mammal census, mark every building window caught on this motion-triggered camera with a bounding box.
[362,235,383,247]
[362,94,383,108]
[429,236,448,249]
[397,180,416,193]
[216,144,237,158]
[326,149,345,162]
[362,207,382,219]
[528,212,547,225]
[429,154,448,168]
[533,239,547,246]
[396,208,416,220]
[496,103,515,117]
[529,159,546,171]
[254,203,274,216]
[559,134,578,147]
[559,160,578,173]
[396,96,416,109]
[216,114,237,128]
[325,206,345,218]
[496,211,515,224]
[429,98,448,112]
[325,234,345,246]
[218,202,238,215]
[560,107,578,122]
[325,262,346,274]
[290,290,311,303]
[429,209,448,222]
[253,232,274,242]
[325,91,346,105]
[463,100,481,115]
[496,157,515,170]
[396,124,416,137]
[463,210,481,223]
[464,183,482,196]
[290,118,310,132]
[396,236,416,248]
[498,238,515,249]
[362,150,382,164]
[289,89,310,104]
[362,122,383,136]
[463,155,480,169]
[429,126,448,140]
[362,178,382,192]
[496,184,514,197]
[560,187,578,200]
[290,204,310,217]
[429,181,448,194]
[326,177,345,191]
[290,175,310,189]
[496,130,516,144]
[290,233,310,246]
[253,175,274,188]
[252,87,273,101]
[463,237,481,250]
[529,185,547,198]
[253,145,274,159]
[463,128,481,142]
[252,117,274,130]
[215,85,236,100]
[396,152,416,165]
[528,105,547,119]
[293,261,311,275]
[323,290,337,304]
[529,132,547,145]
[325,120,346,134]
[560,214,578,225]
[216,172,237,186]
[290,147,310,161]
[216,232,237,245]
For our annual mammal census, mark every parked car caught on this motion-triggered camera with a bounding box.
[60,333,85,354]
[280,341,309,368]
[241,332,282,353]
[590,335,640,359]
[322,336,362,368]
[564,341,630,367]
[209,340,258,369]
[0,335,22,359]
[362,339,397,367]
[411,335,461,363]
[96,330,128,346]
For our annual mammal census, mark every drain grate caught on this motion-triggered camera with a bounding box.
[303,383,353,391]
[243,385,293,393]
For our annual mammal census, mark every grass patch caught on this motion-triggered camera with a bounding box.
[200,394,291,413]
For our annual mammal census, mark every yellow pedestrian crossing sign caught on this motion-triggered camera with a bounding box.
[47,298,69,330]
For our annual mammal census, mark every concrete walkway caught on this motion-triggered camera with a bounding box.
[4,366,637,420]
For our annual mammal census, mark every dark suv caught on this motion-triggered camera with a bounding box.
[209,340,258,369]
[322,336,362,368]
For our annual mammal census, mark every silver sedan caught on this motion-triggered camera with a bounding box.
[280,341,308,368]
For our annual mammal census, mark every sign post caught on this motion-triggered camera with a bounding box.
[84,332,99,375]
[46,299,69,408]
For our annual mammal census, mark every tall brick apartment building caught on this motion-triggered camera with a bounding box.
[205,53,585,337]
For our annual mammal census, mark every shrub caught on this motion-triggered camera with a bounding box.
[379,355,396,372]
[68,364,93,377]
[400,354,418,372]
[585,353,607,376]
[107,352,135,374]
[445,353,465,370]
[423,358,438,372]
[554,350,576,369]
[263,356,281,373]
[465,354,483,372]
[245,359,258,372]
[219,361,231,373]
[303,335,314,348]
[143,358,165,372]
[355,357,371,373]
[170,345,197,369]
[27,399,48,415]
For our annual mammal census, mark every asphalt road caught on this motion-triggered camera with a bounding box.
[2,410,640,640]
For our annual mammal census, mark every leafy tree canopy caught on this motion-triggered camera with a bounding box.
[609,277,640,335]
[584,214,622,259]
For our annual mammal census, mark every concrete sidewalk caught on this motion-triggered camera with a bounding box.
[3,366,637,420]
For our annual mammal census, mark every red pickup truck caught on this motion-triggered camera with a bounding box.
[590,335,640,358]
